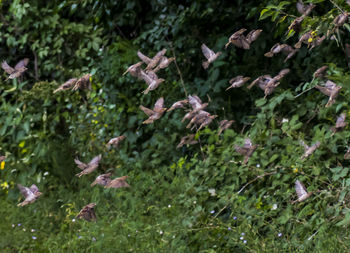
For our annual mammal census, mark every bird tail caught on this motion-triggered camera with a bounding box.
[264,52,274,57]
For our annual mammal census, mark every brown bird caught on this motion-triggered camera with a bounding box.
[73,74,91,90]
[288,16,305,33]
[235,138,257,164]
[218,120,234,136]
[186,110,210,129]
[91,173,112,187]
[264,69,290,98]
[105,176,130,188]
[140,97,167,124]
[2,58,29,80]
[313,66,328,79]
[182,95,209,123]
[197,114,218,131]
[296,1,315,16]
[292,180,312,203]
[139,70,165,94]
[295,31,312,48]
[77,203,97,222]
[226,76,251,90]
[106,135,126,149]
[315,80,341,107]
[309,35,325,50]
[331,113,347,134]
[53,78,78,93]
[123,62,143,77]
[201,44,222,69]
[264,43,288,57]
[245,29,263,44]
[153,56,175,72]
[225,28,249,49]
[333,12,350,28]
[138,49,167,72]
[247,75,272,90]
[177,134,198,148]
[300,140,320,160]
[17,184,42,206]
[167,99,189,112]
[282,46,299,62]
[75,154,102,177]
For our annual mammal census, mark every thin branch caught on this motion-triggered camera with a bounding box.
[329,0,345,14]
[169,46,188,97]
[237,171,277,194]
[33,50,39,81]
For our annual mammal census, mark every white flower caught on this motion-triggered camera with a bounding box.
[168,204,171,208]
[173,235,175,239]
[23,228,26,232]
[159,230,163,235]
[72,219,76,222]
[193,201,197,204]
[31,229,35,232]
[12,224,15,228]
[240,236,244,240]
[256,164,261,168]
[243,240,247,244]
[272,204,278,210]
[208,188,216,196]
[43,172,49,176]
[282,118,289,123]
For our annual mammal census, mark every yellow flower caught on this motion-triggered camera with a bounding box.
[1,181,9,189]
[0,161,5,170]
[293,168,298,173]
[308,37,313,43]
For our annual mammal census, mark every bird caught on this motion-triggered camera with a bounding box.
[263,69,290,98]
[296,1,315,16]
[177,134,198,148]
[247,75,272,90]
[167,99,189,112]
[308,35,326,50]
[106,135,126,149]
[0,156,5,162]
[245,29,263,44]
[225,28,250,49]
[201,44,222,69]
[331,113,347,134]
[53,78,78,93]
[197,114,218,131]
[186,110,210,129]
[235,138,257,164]
[333,12,350,28]
[75,154,102,177]
[218,120,234,136]
[300,140,320,159]
[264,43,288,57]
[17,184,42,206]
[313,66,328,79]
[292,180,312,203]
[226,76,251,90]
[2,58,29,80]
[77,203,97,222]
[182,95,209,123]
[91,173,112,187]
[140,97,167,124]
[315,80,341,107]
[123,62,143,77]
[294,31,312,48]
[137,49,167,72]
[105,176,130,188]
[73,74,91,90]
[139,70,165,94]
[282,46,299,62]
[153,56,175,72]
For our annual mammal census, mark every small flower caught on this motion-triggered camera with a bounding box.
[1,161,5,170]
[159,230,163,235]
[23,228,26,232]
[31,229,35,232]
[43,172,49,176]
[293,168,298,173]
[92,237,96,241]
[193,201,197,204]
[272,204,278,210]
[228,227,232,231]
[278,233,283,237]
[173,235,176,239]
[78,236,82,239]
[12,224,15,228]
[168,204,171,208]
[210,210,215,214]
[243,240,247,244]
[256,164,260,168]
[32,236,37,240]
[233,216,237,220]
[128,234,130,237]
[282,118,289,123]
[240,236,244,240]
[18,224,21,227]
[72,218,76,222]
[241,232,245,236]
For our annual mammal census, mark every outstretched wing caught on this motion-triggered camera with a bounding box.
[1,61,14,74]
[29,184,39,194]
[154,97,164,111]
[14,58,29,70]
[140,105,154,116]
[74,158,87,170]
[137,51,152,64]
[88,154,102,167]
[295,180,308,198]
[17,184,31,198]
[201,44,215,60]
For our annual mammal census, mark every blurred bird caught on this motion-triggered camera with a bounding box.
[197,114,218,131]
[315,80,341,107]
[182,95,208,123]
[333,12,350,28]
[137,49,167,72]
[245,29,263,44]
[313,66,328,79]
[264,43,288,57]
[17,184,42,206]
[77,203,97,222]
[2,58,29,80]
[201,44,222,69]
[177,134,198,148]
[53,78,78,93]
[331,113,347,134]
[186,110,210,129]
[294,31,312,48]
[226,76,251,90]
[296,1,315,16]
[309,35,325,50]
[75,154,102,177]
[91,173,112,187]
[300,140,320,159]
[123,62,143,77]
[235,138,257,164]
[167,99,189,112]
[282,46,299,62]
[225,28,248,49]
[247,75,272,90]
[139,70,165,94]
[106,135,126,149]
[264,69,290,98]
[140,97,167,124]
[73,74,91,90]
[292,180,312,203]
[153,56,175,72]
[218,120,234,136]
[288,16,304,33]
[105,176,130,188]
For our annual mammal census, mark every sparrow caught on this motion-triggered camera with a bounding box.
[91,173,112,187]
[106,135,126,149]
[105,176,130,188]
[264,43,288,57]
[177,134,198,148]
[53,78,78,93]
[186,110,210,129]
[313,66,328,79]
[77,203,97,222]
[197,114,218,131]
[201,44,222,69]
[140,97,167,124]
[218,120,234,136]
[123,62,143,77]
[288,16,305,33]
[2,58,29,80]
[300,140,320,159]
[282,46,299,62]
[331,113,347,134]
[247,75,272,90]
[235,138,257,164]
[75,154,102,177]
[139,70,165,94]
[73,74,91,90]
[264,69,290,98]
[153,56,175,72]
[225,28,249,49]
[315,80,341,107]
[245,29,263,44]
[308,35,326,50]
[167,99,189,112]
[292,180,312,203]
[138,49,167,72]
[333,12,350,28]
[296,1,315,16]
[17,184,42,206]
[294,31,312,49]
[226,76,251,90]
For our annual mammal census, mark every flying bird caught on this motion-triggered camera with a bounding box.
[53,78,78,93]
[105,176,130,188]
[177,134,198,148]
[331,113,347,134]
[139,70,165,94]
[235,138,257,164]
[2,58,29,80]
[226,76,251,90]
[137,49,167,72]
[201,44,222,69]
[294,31,312,49]
[140,97,167,124]
[245,29,263,44]
[123,62,143,77]
[300,140,320,159]
[315,80,341,107]
[75,154,102,177]
[333,12,350,28]
[313,66,328,79]
[91,173,112,187]
[17,184,42,206]
[153,56,175,72]
[296,1,315,16]
[73,74,91,90]
[218,120,234,136]
[167,99,188,112]
[292,180,312,203]
[106,135,126,149]
[77,203,97,222]
[225,28,261,49]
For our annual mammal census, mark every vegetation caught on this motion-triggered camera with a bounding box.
[0,0,350,252]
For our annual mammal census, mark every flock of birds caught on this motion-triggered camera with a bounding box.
[1,0,350,220]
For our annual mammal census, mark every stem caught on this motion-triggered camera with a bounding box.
[237,171,277,194]
[329,0,345,13]
[169,44,188,97]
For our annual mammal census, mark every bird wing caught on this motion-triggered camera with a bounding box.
[1,61,14,74]
[137,51,152,64]
[139,70,154,85]
[74,158,87,170]
[17,184,31,198]
[106,177,130,188]
[244,138,253,148]
[29,184,39,194]
[315,85,331,96]
[14,58,29,70]
[88,154,102,167]
[299,140,309,150]
[154,97,164,111]
[201,44,215,60]
[140,105,154,116]
[188,95,203,110]
[336,113,346,128]
[295,180,308,198]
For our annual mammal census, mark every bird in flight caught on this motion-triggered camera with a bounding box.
[77,203,97,222]
[2,58,29,80]
[75,154,102,177]
[17,184,42,206]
